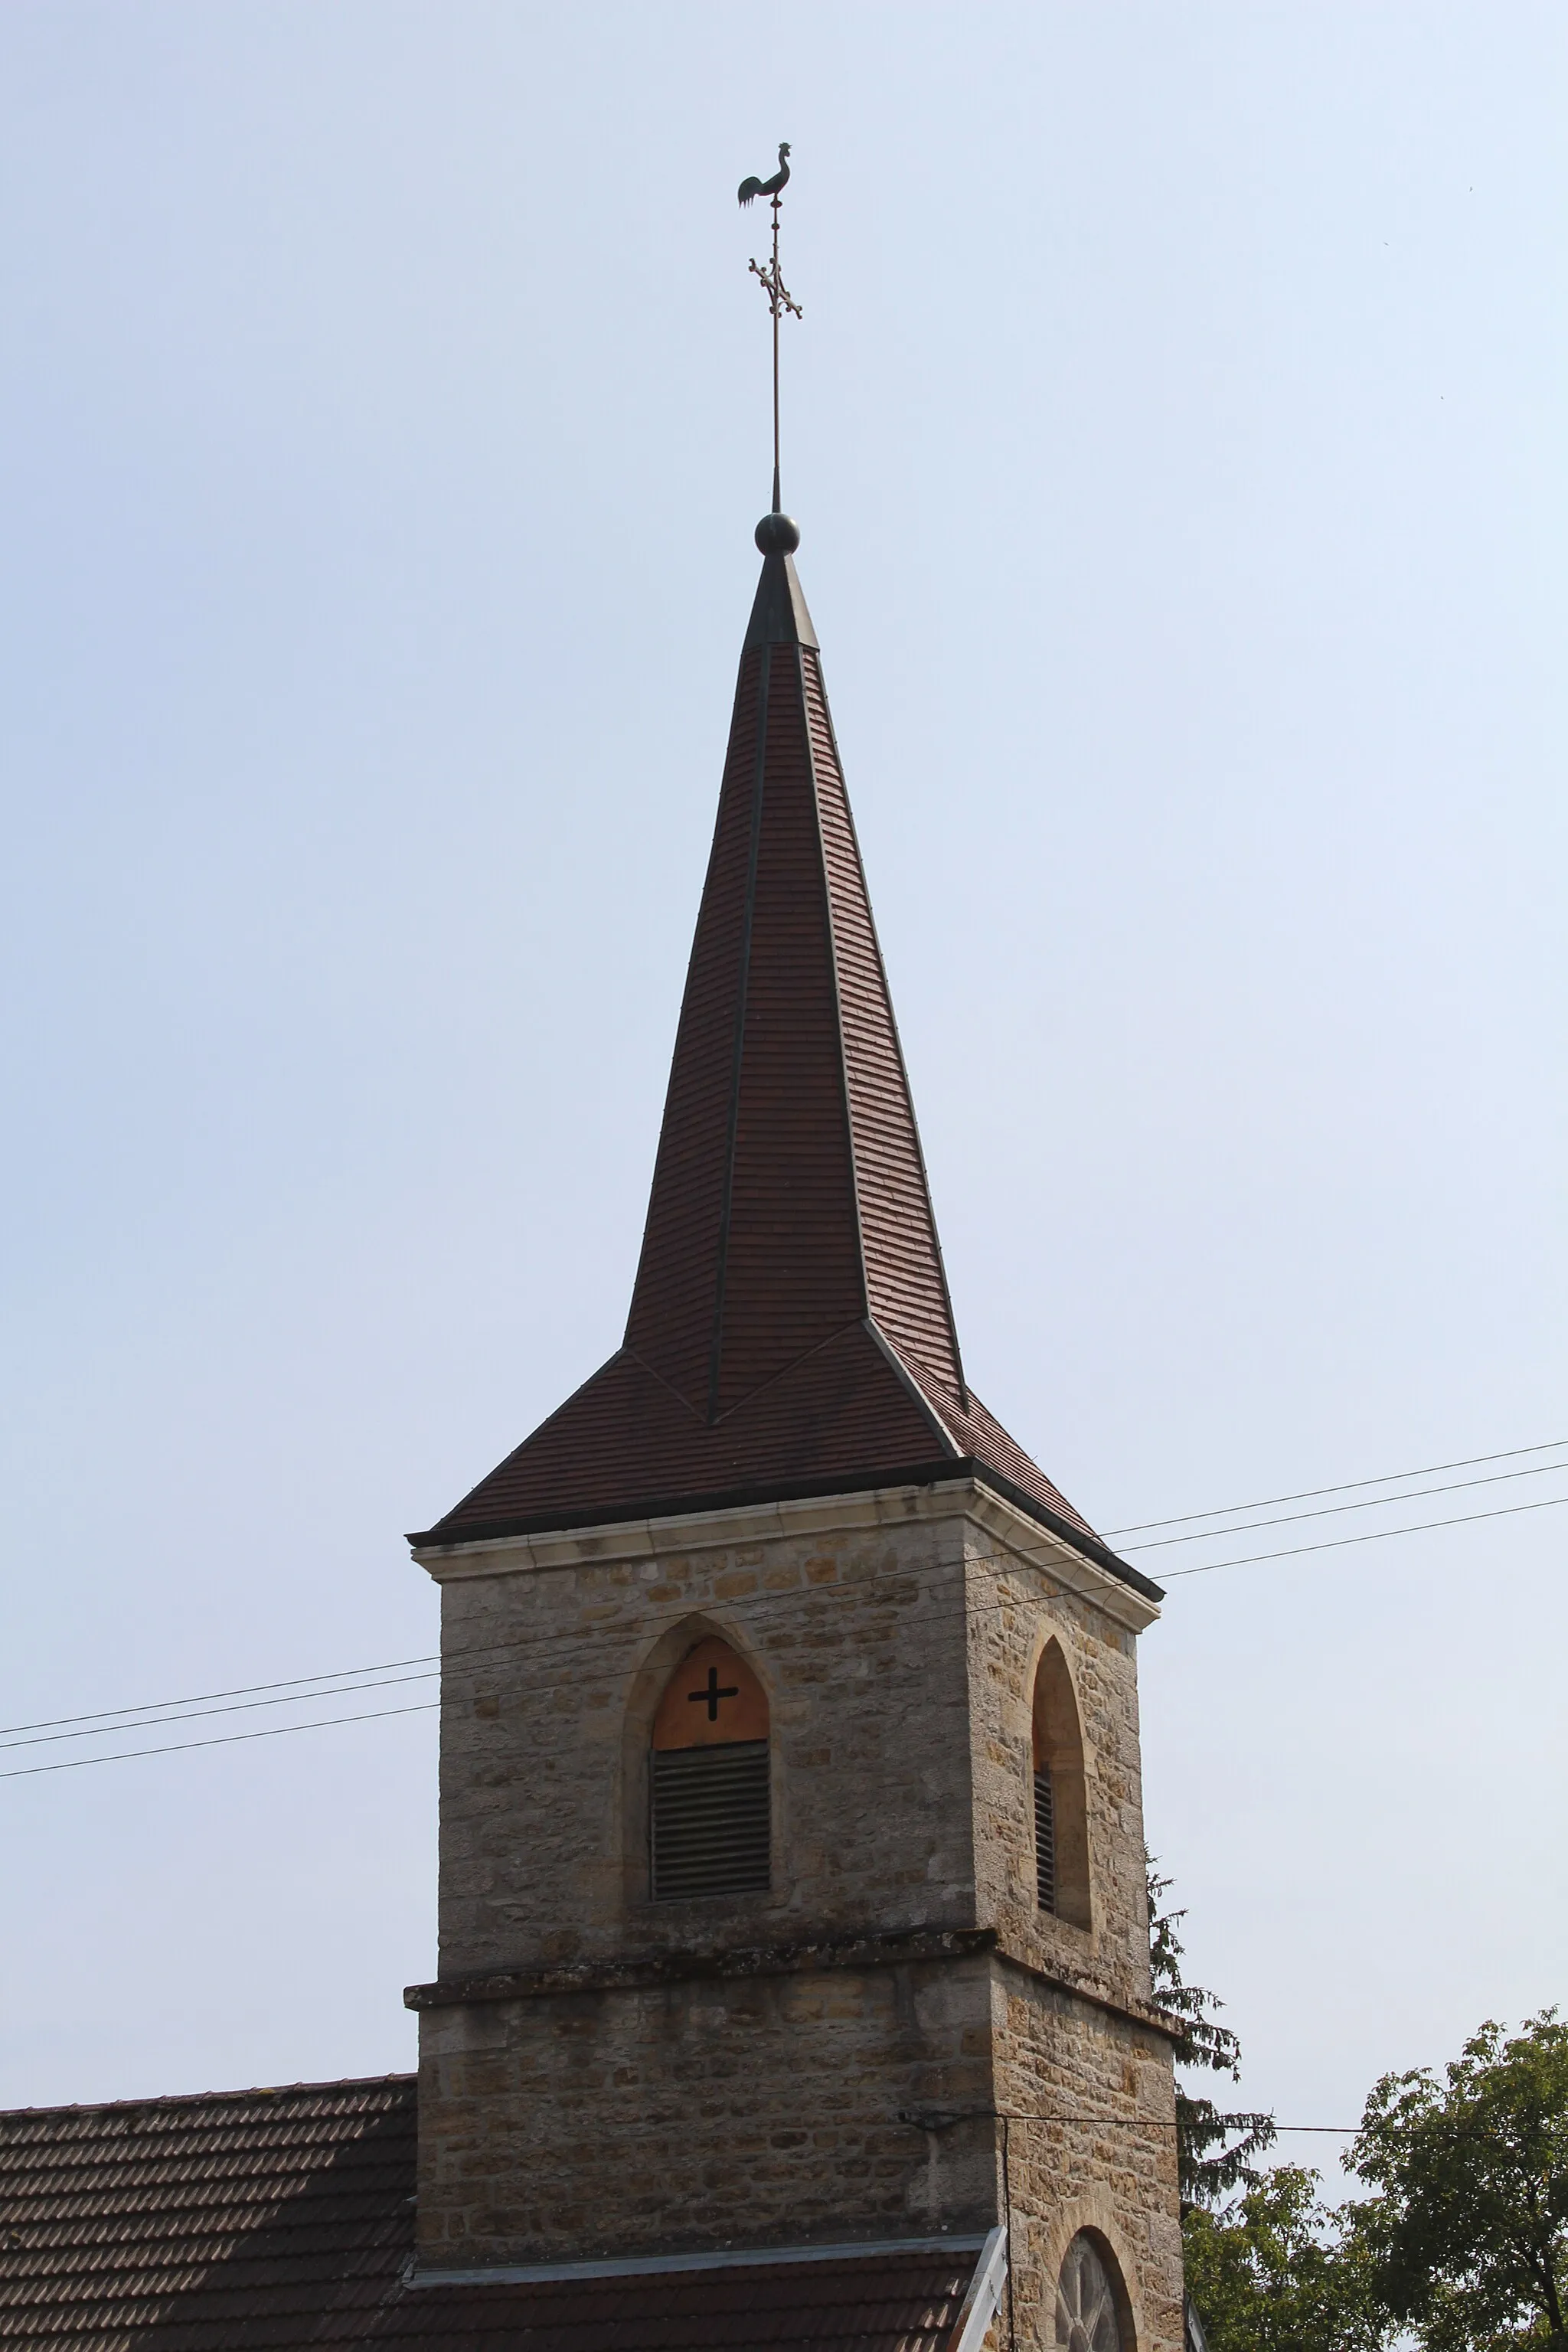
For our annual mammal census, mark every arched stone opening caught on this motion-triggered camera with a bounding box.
[648,1636,770,1902]
[1056,2229,1134,2352]
[1031,1638,1091,1929]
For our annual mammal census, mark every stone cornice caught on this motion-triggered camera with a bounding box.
[404,1925,994,2009]
[403,1922,1181,2043]
[411,1475,1160,1635]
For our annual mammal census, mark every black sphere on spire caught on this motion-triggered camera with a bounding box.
[755,511,801,555]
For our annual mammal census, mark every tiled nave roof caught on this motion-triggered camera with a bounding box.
[0,2074,990,2352]
[0,2076,414,2351]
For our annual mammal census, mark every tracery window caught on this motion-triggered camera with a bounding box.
[1057,2232,1129,2352]
[1031,1639,1091,1929]
[648,1638,769,1901]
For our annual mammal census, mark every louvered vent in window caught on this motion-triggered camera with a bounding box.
[651,1740,770,1901]
[1034,1766,1057,1914]
[1031,1638,1089,1929]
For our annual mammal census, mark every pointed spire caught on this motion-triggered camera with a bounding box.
[413,522,1148,1597]
[624,508,965,1429]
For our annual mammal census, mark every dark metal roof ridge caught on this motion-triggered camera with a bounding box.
[968,1464,1161,1599]
[705,642,774,1421]
[862,1318,962,1454]
[407,1458,1161,1602]
[807,652,969,1406]
[704,1318,887,1429]
[743,548,818,648]
[800,642,874,1337]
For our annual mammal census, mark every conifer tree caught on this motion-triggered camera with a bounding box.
[1147,1860,1277,2210]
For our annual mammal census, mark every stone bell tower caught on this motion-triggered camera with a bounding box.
[404,510,1184,2352]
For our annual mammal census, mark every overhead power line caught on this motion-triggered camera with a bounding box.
[2,1490,1562,1779]
[0,1660,446,1742]
[907,2111,1357,2133]
[8,1475,1567,1760]
[1159,1490,1568,1579]
[0,1703,440,1782]
[1001,2115,1357,2135]
[1119,1455,1568,1552]
[4,1439,1565,1779]
[1102,1436,1568,1537]
[0,1669,440,1755]
[6,1433,1562,1747]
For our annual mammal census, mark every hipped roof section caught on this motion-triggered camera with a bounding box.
[413,534,1148,1600]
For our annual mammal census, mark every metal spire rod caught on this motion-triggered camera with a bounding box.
[738,142,802,513]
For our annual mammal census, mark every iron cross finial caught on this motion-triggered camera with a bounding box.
[737,143,802,517]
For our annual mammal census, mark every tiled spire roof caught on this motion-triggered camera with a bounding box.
[413,518,1147,1596]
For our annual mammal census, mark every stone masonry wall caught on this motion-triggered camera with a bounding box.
[964,1530,1155,2014]
[432,1494,979,1977]
[413,1482,1179,2328]
[991,1965,1184,2352]
[414,1949,998,2265]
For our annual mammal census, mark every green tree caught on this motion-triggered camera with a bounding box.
[1182,2166,1381,2352]
[1148,1861,1276,2208]
[1349,2010,1568,2352]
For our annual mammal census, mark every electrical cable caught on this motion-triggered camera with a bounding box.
[3,1478,1565,1780]
[1102,1436,1568,1536]
[8,1441,1562,1744]
[0,1541,1074,1759]
[923,2112,1357,2134]
[0,1658,447,1740]
[4,1452,1550,1747]
[1159,1490,1568,1578]
[10,1481,1568,1747]
[1116,1455,1568,1551]
[0,1702,441,1782]
[0,1539,1070,1758]
[0,1669,440,1755]
[5,1444,1566,1772]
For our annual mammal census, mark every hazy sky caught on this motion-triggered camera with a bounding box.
[2,3,1563,2149]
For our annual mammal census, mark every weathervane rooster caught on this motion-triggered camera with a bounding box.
[738,143,801,516]
[737,142,791,208]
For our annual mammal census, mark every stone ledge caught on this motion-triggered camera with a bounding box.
[403,1923,996,2009]
[988,1939,1184,2045]
[403,1922,1182,2043]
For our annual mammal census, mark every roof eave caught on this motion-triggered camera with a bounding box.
[407,1456,1159,1605]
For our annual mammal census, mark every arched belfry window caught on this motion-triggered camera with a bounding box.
[1031,1640,1091,1929]
[649,1638,770,1902]
[1057,2232,1130,2352]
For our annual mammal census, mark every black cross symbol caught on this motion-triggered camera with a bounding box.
[688,1665,740,1723]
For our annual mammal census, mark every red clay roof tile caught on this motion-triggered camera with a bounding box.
[0,2079,985,2351]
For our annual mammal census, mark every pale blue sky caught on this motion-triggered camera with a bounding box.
[2,2,1563,2144]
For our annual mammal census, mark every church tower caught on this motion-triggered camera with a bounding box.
[404,507,1184,2352]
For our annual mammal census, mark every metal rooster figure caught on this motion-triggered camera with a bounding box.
[737,141,791,209]
[737,143,802,516]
